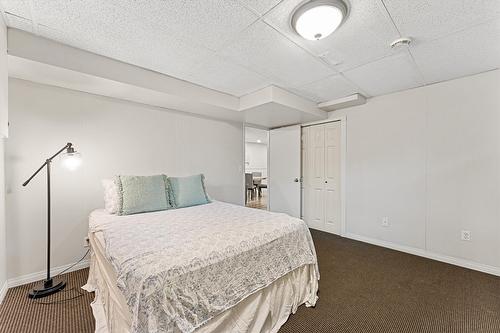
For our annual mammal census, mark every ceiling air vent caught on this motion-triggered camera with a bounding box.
[390,37,413,49]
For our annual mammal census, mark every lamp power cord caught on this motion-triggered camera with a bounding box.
[31,249,91,304]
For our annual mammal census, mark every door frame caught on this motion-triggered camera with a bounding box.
[301,116,347,236]
[243,124,270,210]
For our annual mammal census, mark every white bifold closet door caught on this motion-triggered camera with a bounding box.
[302,121,341,235]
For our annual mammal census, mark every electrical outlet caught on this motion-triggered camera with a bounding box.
[461,230,471,241]
[381,217,389,227]
[83,236,90,248]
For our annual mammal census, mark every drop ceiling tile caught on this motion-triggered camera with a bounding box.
[28,1,252,80]
[27,1,212,82]
[184,54,271,96]
[264,0,400,71]
[294,74,360,102]
[5,13,33,32]
[238,0,283,15]
[383,0,500,41]
[36,17,214,84]
[220,21,335,88]
[411,19,500,84]
[0,0,31,19]
[31,1,139,44]
[111,0,259,51]
[113,20,216,80]
[343,51,423,96]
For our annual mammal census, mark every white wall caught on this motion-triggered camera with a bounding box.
[0,139,6,297]
[330,70,500,272]
[245,142,267,178]
[0,16,8,300]
[0,21,7,138]
[5,78,244,279]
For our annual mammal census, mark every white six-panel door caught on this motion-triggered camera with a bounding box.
[303,121,341,235]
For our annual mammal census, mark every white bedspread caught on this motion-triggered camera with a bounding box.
[89,201,319,333]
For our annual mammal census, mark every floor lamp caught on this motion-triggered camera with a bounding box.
[22,142,82,299]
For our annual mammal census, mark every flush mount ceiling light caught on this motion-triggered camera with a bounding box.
[291,0,348,41]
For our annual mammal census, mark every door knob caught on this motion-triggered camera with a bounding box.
[294,178,299,182]
[325,180,328,183]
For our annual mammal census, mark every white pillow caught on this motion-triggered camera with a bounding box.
[102,179,120,214]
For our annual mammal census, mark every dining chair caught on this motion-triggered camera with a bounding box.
[252,172,266,197]
[245,173,256,203]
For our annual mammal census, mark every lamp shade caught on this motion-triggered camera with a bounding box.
[61,148,82,171]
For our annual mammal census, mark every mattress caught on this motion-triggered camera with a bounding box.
[85,202,319,333]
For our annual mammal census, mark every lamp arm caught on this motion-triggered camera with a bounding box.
[22,142,73,187]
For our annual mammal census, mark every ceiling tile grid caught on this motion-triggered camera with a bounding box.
[182,53,271,96]
[219,20,336,88]
[263,0,401,72]
[110,19,217,81]
[382,0,500,42]
[30,0,135,37]
[110,0,260,52]
[25,0,150,64]
[0,0,32,19]
[410,18,500,84]
[343,50,424,96]
[237,0,284,16]
[0,0,498,103]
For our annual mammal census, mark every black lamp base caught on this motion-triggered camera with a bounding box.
[28,278,66,299]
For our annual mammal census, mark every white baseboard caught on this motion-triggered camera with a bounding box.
[344,232,500,277]
[7,259,90,289]
[0,280,8,304]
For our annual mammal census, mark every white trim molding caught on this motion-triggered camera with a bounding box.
[344,232,500,277]
[0,280,8,304]
[7,259,90,289]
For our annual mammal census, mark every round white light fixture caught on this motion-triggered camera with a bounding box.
[291,0,348,41]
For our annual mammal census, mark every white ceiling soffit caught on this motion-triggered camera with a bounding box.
[7,29,326,128]
[7,29,239,110]
[241,86,325,128]
[8,55,245,122]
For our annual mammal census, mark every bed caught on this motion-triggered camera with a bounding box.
[84,201,319,333]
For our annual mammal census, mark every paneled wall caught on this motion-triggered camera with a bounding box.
[5,79,244,279]
[330,70,500,272]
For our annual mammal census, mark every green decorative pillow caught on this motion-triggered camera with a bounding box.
[115,174,172,215]
[169,174,211,208]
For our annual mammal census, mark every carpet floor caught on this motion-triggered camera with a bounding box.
[1,229,499,333]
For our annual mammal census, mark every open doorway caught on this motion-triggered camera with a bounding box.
[244,127,268,210]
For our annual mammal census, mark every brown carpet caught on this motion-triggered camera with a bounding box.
[1,230,499,333]
[0,268,95,333]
